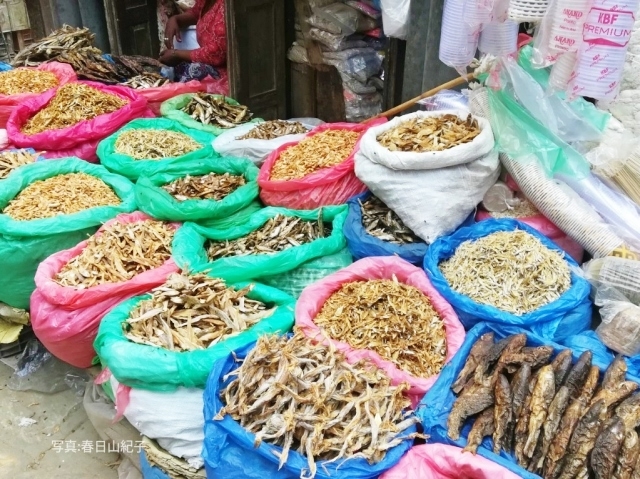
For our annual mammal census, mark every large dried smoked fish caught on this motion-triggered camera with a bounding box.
[478,334,526,380]
[550,349,573,389]
[531,386,571,473]
[592,417,626,479]
[463,407,494,454]
[524,365,556,459]
[616,429,640,479]
[493,374,512,454]
[448,375,495,441]
[181,93,252,128]
[590,382,639,409]
[617,394,640,431]
[564,351,593,399]
[603,355,628,390]
[452,332,494,394]
[515,375,537,465]
[500,346,554,373]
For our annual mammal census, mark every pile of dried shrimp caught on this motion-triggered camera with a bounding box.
[0,69,58,95]
[0,150,40,179]
[360,196,421,244]
[114,129,202,159]
[162,173,246,202]
[237,120,308,140]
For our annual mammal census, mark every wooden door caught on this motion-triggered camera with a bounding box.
[112,0,158,57]
[226,0,286,120]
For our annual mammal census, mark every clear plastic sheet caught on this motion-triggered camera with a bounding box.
[418,89,469,112]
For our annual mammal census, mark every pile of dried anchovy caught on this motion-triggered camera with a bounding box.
[181,94,252,128]
[124,273,275,351]
[377,114,480,152]
[0,150,40,179]
[206,213,330,260]
[11,25,95,67]
[114,129,202,159]
[0,69,59,95]
[162,173,246,202]
[121,73,169,89]
[236,120,308,140]
[488,198,540,219]
[270,129,360,181]
[54,220,174,288]
[360,196,421,244]
[440,230,571,315]
[21,83,128,135]
[3,173,121,221]
[216,332,419,477]
[448,333,640,479]
[314,278,447,377]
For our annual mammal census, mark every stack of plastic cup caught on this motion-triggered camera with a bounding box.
[464,0,493,29]
[549,52,577,90]
[548,0,591,53]
[479,20,519,56]
[508,0,549,22]
[440,0,480,69]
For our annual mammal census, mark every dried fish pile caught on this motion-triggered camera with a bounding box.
[440,230,571,315]
[54,220,174,288]
[57,51,164,84]
[206,214,330,260]
[12,25,95,67]
[3,173,121,220]
[377,114,480,152]
[114,129,202,159]
[216,332,419,477]
[236,120,308,140]
[314,278,447,377]
[487,198,539,219]
[21,83,128,135]
[181,94,253,128]
[360,196,421,244]
[0,150,40,179]
[124,273,275,351]
[162,173,246,201]
[270,129,360,181]
[0,69,58,95]
[448,333,640,479]
[121,73,169,89]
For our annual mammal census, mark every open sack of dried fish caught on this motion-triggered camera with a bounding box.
[355,111,500,243]
[30,212,179,368]
[98,118,215,181]
[7,81,149,162]
[11,25,95,67]
[424,219,592,341]
[296,256,465,405]
[134,157,259,222]
[203,331,419,479]
[172,206,350,296]
[258,121,385,210]
[419,322,640,479]
[161,93,259,136]
[94,272,294,390]
[0,158,135,310]
[0,148,42,180]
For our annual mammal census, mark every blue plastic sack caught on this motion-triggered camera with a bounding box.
[203,338,416,479]
[140,450,172,479]
[424,219,591,340]
[418,321,639,479]
[0,62,12,72]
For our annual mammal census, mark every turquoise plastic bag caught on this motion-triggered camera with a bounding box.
[134,157,260,221]
[0,158,135,308]
[97,118,217,181]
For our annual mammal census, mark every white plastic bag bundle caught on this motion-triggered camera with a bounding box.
[354,110,500,243]
[380,0,411,39]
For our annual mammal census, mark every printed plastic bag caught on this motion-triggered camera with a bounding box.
[135,79,208,116]
[259,121,384,209]
[30,212,180,368]
[423,219,592,340]
[134,157,259,222]
[0,158,136,309]
[296,256,466,405]
[379,444,522,479]
[98,118,217,180]
[202,337,416,479]
[172,205,349,288]
[0,62,77,128]
[94,277,295,391]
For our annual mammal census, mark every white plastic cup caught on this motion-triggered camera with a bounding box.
[479,20,518,55]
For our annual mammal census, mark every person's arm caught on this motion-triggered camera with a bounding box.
[159,48,193,65]
[164,0,202,49]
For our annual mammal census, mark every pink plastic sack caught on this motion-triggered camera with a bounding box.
[379,444,522,479]
[137,79,208,116]
[295,256,465,406]
[0,63,77,128]
[31,212,180,368]
[7,81,149,151]
[258,120,385,209]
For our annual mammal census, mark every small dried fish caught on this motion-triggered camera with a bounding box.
[592,416,626,479]
[114,129,202,159]
[452,332,494,394]
[493,374,512,454]
[463,407,494,454]
[121,72,169,89]
[181,93,252,128]
[377,114,480,152]
[488,198,540,219]
[236,120,308,140]
[0,69,58,95]
[359,196,421,244]
[524,365,556,458]
[0,150,40,179]
[270,129,360,181]
[162,173,246,202]
[3,172,121,220]
[12,25,95,67]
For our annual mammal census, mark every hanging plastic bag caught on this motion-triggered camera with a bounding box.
[380,0,411,39]
[423,219,592,340]
[98,118,217,181]
[30,212,181,369]
[296,256,466,406]
[134,79,209,116]
[0,158,136,309]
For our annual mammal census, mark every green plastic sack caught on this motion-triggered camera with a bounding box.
[172,205,349,284]
[196,200,263,230]
[160,94,261,137]
[0,158,136,308]
[134,157,260,221]
[94,278,295,391]
[97,118,217,181]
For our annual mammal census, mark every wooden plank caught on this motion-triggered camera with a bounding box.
[290,61,316,118]
[316,65,345,123]
[103,0,122,55]
[382,38,406,113]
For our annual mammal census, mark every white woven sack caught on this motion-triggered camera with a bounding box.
[355,110,500,243]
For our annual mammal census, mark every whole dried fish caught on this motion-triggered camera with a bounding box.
[0,69,58,95]
[448,375,495,441]
[236,120,308,140]
[493,374,512,454]
[359,196,421,245]
[162,173,246,202]
[603,355,628,389]
[12,25,95,67]
[3,172,120,220]
[114,129,202,159]
[121,72,169,89]
[564,351,593,399]
[452,332,495,394]
[591,416,626,479]
[524,365,556,458]
[550,349,574,389]
[500,346,554,372]
[181,93,252,128]
[590,382,639,410]
[515,375,538,464]
[440,230,571,316]
[315,278,447,378]
[617,394,640,430]
[478,334,526,380]
[512,364,533,418]
[0,149,40,179]
[463,407,494,454]
[615,429,640,479]
[531,386,571,473]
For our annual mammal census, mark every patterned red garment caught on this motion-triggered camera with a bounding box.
[189,0,227,66]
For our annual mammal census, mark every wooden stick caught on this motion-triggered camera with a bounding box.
[363,73,476,123]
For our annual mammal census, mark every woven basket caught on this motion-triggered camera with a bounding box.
[508,0,549,22]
